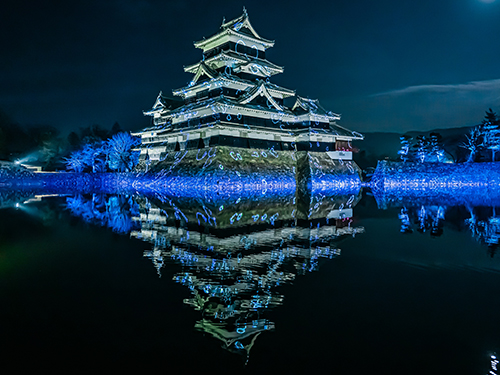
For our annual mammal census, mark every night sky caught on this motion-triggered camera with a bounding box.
[2,0,500,135]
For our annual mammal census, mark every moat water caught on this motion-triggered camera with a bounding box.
[1,187,499,374]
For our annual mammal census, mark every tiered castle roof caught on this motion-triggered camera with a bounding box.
[136,9,362,157]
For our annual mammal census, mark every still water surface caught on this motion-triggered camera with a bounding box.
[1,188,499,374]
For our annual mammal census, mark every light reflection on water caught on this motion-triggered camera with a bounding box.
[1,185,499,373]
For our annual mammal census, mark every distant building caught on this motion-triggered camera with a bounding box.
[133,9,363,167]
[20,164,42,173]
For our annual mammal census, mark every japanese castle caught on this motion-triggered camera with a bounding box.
[133,8,363,172]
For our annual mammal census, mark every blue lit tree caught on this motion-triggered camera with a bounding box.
[398,135,412,162]
[64,149,88,172]
[65,132,139,173]
[428,132,445,162]
[459,108,500,163]
[484,123,500,162]
[461,127,483,163]
[79,143,108,173]
[481,108,500,162]
[90,143,109,173]
[106,132,140,172]
[65,143,105,172]
[398,133,449,163]
[415,135,428,163]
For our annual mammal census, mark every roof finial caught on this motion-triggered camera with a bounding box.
[243,6,248,17]
[221,16,225,26]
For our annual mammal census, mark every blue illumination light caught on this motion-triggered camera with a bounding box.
[234,341,244,350]
[371,161,500,208]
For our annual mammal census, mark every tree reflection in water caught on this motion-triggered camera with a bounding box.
[465,206,500,257]
[65,194,139,234]
[374,185,500,256]
[397,205,445,236]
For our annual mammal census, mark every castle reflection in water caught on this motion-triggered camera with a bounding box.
[128,188,363,358]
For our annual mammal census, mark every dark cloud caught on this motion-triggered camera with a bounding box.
[335,79,500,132]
